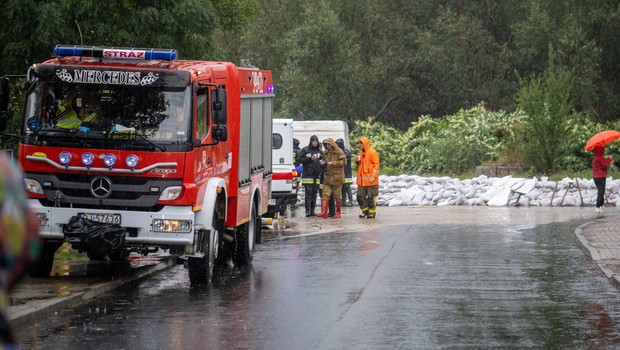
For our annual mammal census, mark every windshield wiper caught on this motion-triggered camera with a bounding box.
[37,127,92,148]
[133,133,166,152]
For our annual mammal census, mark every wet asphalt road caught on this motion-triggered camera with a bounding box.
[13,207,620,349]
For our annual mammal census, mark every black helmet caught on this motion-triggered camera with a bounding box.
[335,138,345,150]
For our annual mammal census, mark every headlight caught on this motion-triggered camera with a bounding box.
[104,154,116,167]
[152,219,192,233]
[24,178,44,194]
[81,152,95,166]
[59,151,72,165]
[159,186,182,200]
[126,154,139,169]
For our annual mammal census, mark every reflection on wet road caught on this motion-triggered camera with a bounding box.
[14,208,620,349]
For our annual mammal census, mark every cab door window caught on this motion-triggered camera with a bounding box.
[196,90,208,138]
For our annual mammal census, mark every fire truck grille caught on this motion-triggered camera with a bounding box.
[27,172,182,211]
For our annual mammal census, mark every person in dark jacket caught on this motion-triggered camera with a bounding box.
[298,135,324,217]
[336,138,354,206]
[592,145,614,213]
[292,138,302,207]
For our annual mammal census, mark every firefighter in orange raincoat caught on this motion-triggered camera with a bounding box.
[356,136,380,218]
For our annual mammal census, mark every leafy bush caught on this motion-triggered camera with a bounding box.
[352,104,525,175]
[351,102,618,177]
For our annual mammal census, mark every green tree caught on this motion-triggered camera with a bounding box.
[277,0,362,123]
[0,0,259,76]
[516,46,574,174]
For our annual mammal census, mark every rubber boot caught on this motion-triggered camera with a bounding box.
[305,197,312,217]
[333,201,342,218]
[316,200,329,218]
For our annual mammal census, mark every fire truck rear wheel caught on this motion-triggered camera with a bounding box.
[234,201,259,265]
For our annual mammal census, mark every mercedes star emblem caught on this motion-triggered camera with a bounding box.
[90,177,112,199]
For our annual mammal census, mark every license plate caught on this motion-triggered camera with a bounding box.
[79,213,121,224]
[268,199,276,206]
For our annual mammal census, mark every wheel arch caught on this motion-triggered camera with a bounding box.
[195,177,227,230]
[251,184,262,244]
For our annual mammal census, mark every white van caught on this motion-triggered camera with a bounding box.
[268,119,298,217]
[293,120,350,149]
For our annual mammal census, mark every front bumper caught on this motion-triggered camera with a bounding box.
[31,200,196,246]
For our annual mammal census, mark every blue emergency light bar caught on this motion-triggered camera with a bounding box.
[54,45,178,61]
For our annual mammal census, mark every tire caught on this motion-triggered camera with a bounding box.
[234,201,259,265]
[30,241,62,277]
[188,210,220,285]
[109,249,130,261]
[86,249,108,261]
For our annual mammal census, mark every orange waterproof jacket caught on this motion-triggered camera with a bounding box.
[356,136,380,187]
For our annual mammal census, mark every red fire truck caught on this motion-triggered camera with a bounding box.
[0,45,275,284]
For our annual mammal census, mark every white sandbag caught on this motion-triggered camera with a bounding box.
[388,197,403,207]
[412,191,426,205]
[517,196,530,207]
[480,187,499,202]
[465,198,478,206]
[609,182,620,194]
[475,197,487,206]
[488,188,512,206]
[436,199,451,206]
[455,195,466,206]
[544,181,557,189]
[431,189,445,203]
[514,178,537,195]
[465,187,478,199]
[525,189,543,201]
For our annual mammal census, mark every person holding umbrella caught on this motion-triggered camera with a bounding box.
[585,130,620,213]
[592,146,613,213]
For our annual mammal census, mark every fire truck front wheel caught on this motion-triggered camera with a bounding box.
[29,241,63,277]
[188,210,220,285]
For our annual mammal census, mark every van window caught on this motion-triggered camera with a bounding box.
[273,133,283,149]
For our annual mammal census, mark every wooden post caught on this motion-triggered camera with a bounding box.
[550,182,559,206]
[559,182,572,206]
[574,177,584,206]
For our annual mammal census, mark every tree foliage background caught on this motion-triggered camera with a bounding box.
[2,0,620,174]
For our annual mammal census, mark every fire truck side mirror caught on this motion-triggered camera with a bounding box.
[211,87,227,125]
[212,125,228,142]
[0,77,9,131]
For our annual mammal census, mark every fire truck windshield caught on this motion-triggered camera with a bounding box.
[22,67,192,151]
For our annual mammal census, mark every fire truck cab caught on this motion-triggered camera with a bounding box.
[0,45,275,284]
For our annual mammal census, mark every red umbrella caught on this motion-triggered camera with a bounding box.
[585,130,620,151]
